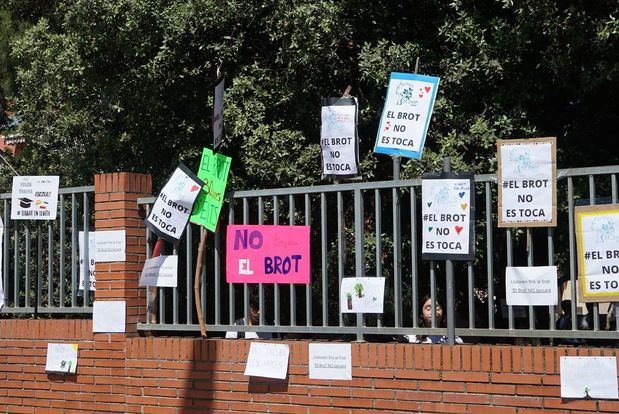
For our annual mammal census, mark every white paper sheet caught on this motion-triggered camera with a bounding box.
[309,343,352,380]
[340,277,385,314]
[79,231,97,291]
[11,176,60,220]
[244,342,289,379]
[94,230,126,262]
[139,255,178,287]
[560,356,618,399]
[505,266,558,306]
[45,343,78,374]
[92,301,126,333]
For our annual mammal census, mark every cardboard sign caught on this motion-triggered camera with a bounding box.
[94,230,126,262]
[244,343,290,379]
[497,137,557,227]
[320,97,359,178]
[78,231,97,291]
[309,343,352,380]
[45,343,78,374]
[139,255,178,287]
[92,301,125,333]
[575,204,619,302]
[560,357,618,399]
[421,173,475,260]
[340,277,385,314]
[189,148,231,232]
[226,225,310,284]
[145,163,204,242]
[11,176,59,220]
[213,76,225,149]
[505,266,558,306]
[374,72,439,159]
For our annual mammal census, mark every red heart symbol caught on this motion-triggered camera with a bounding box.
[190,185,200,192]
[418,93,423,98]
[425,86,431,93]
[455,226,463,235]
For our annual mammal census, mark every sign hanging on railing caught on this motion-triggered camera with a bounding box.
[497,137,557,227]
[139,255,178,287]
[320,97,360,179]
[226,224,310,284]
[575,204,619,302]
[505,266,558,306]
[374,72,439,159]
[78,231,97,291]
[189,148,231,232]
[11,176,59,220]
[421,172,475,260]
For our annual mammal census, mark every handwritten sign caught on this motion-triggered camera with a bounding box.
[11,176,59,220]
[575,204,619,302]
[92,301,125,333]
[505,266,558,306]
[226,225,310,284]
[78,231,97,291]
[421,173,475,260]
[498,137,557,227]
[320,97,359,178]
[45,343,78,374]
[189,148,231,232]
[374,72,439,159]
[213,76,225,149]
[309,343,352,380]
[340,277,385,313]
[244,342,290,379]
[146,163,203,242]
[560,357,618,399]
[139,255,178,287]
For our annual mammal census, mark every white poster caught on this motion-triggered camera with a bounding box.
[560,357,618,399]
[139,255,178,287]
[340,277,385,314]
[374,72,439,159]
[244,343,290,379]
[498,138,556,227]
[309,343,352,380]
[92,301,125,333]
[145,164,203,243]
[576,205,619,302]
[45,343,78,374]
[505,266,558,306]
[213,77,225,149]
[78,231,96,291]
[94,230,126,262]
[320,97,359,177]
[421,176,474,259]
[0,217,3,310]
[11,176,60,220]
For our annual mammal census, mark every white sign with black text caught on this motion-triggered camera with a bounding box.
[505,266,558,306]
[11,176,59,220]
[139,255,178,287]
[309,343,352,380]
[320,97,359,178]
[244,342,290,379]
[78,231,97,291]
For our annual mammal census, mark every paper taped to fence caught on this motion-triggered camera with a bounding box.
[78,231,97,291]
[320,97,359,179]
[189,148,231,232]
[11,176,59,220]
[45,343,78,374]
[139,255,178,287]
[340,277,385,314]
[505,266,558,306]
[560,356,618,399]
[309,343,352,380]
[92,301,125,333]
[244,342,290,379]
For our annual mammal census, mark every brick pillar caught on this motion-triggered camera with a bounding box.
[94,172,152,335]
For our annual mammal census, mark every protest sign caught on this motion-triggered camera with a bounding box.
[340,277,385,313]
[244,342,290,379]
[498,137,557,227]
[575,204,619,302]
[139,255,178,287]
[189,148,231,232]
[11,176,59,220]
[145,163,204,243]
[226,225,310,284]
[92,301,125,333]
[505,266,558,306]
[94,230,126,262]
[45,343,78,374]
[320,97,359,178]
[374,72,439,159]
[560,356,618,399]
[78,231,97,291]
[421,173,475,260]
[309,343,352,380]
[213,76,225,149]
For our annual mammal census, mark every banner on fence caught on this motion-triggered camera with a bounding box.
[226,225,310,284]
[505,266,558,306]
[560,356,618,399]
[145,163,204,242]
[575,204,619,302]
[340,277,385,313]
[497,137,557,227]
[213,76,225,150]
[320,97,359,179]
[374,72,439,159]
[421,173,475,260]
[309,343,352,380]
[78,231,97,291]
[11,176,59,220]
[244,343,290,379]
[189,148,231,232]
[139,255,178,287]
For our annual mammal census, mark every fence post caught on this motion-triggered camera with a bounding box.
[94,172,152,335]
[443,157,456,345]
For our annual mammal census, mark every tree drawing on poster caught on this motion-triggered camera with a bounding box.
[320,97,359,178]
[189,148,231,233]
[497,137,557,227]
[374,72,440,159]
[575,204,619,302]
[339,277,385,313]
[421,173,475,260]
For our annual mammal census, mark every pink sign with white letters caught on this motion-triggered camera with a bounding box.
[226,225,310,284]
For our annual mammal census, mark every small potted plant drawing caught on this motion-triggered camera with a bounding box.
[346,293,353,310]
[354,283,364,298]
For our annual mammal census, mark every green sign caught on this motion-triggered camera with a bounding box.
[189,148,232,231]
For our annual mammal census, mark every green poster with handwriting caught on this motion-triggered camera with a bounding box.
[189,148,231,231]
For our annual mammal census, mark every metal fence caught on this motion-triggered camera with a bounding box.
[137,165,619,342]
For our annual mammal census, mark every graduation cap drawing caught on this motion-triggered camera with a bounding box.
[18,197,33,208]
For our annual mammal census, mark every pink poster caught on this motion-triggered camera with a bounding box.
[226,225,310,284]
